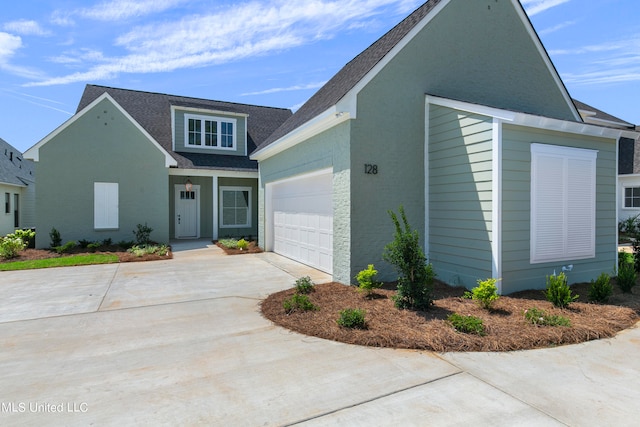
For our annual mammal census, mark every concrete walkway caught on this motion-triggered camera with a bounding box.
[0,241,639,426]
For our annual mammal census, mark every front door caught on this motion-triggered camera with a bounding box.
[175,185,200,238]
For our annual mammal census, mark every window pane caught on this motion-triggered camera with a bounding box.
[205,120,217,146]
[221,121,233,148]
[235,208,247,224]
[188,119,201,146]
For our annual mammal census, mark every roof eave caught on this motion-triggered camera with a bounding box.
[426,94,640,141]
[251,107,350,161]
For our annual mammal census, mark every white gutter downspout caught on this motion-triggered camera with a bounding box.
[492,118,503,294]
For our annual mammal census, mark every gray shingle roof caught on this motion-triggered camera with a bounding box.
[256,0,443,151]
[0,137,35,187]
[77,85,292,171]
[573,99,635,129]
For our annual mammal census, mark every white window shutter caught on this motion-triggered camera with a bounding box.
[566,158,596,258]
[94,183,119,229]
[530,144,597,264]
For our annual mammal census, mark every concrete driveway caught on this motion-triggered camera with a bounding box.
[1,241,639,426]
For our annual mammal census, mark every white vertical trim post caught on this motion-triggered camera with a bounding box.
[616,138,620,274]
[491,118,503,293]
[424,98,430,258]
[212,176,219,240]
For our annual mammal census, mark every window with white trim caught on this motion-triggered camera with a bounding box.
[185,114,235,149]
[530,143,597,264]
[94,182,119,229]
[220,186,251,228]
[624,187,640,208]
[4,193,9,214]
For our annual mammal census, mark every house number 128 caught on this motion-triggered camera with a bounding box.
[364,164,378,175]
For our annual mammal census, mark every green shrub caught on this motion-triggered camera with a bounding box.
[295,276,315,294]
[218,238,238,249]
[49,227,62,248]
[356,264,382,296]
[619,214,640,235]
[337,308,367,329]
[447,313,485,336]
[524,307,571,327]
[544,272,578,308]
[617,262,637,293]
[588,272,613,303]
[237,238,249,250]
[55,241,77,254]
[283,294,318,314]
[127,244,169,257]
[87,242,102,251]
[618,251,634,269]
[0,236,26,259]
[470,278,500,310]
[78,239,92,249]
[12,229,35,248]
[102,238,112,246]
[383,206,435,311]
[133,223,153,245]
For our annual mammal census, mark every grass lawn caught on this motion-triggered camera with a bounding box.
[0,253,119,271]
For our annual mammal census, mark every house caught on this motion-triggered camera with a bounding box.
[573,100,640,223]
[0,138,35,236]
[251,0,640,293]
[24,86,292,247]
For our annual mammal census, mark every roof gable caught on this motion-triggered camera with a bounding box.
[255,0,580,155]
[24,93,177,167]
[0,137,34,187]
[76,85,292,171]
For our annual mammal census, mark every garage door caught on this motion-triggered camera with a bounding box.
[270,172,333,274]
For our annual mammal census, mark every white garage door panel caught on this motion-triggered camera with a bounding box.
[271,172,333,274]
[274,212,333,273]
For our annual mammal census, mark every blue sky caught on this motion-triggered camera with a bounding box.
[1,0,638,153]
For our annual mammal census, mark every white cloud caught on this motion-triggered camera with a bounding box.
[0,32,46,80]
[539,20,576,36]
[521,0,571,16]
[241,81,327,96]
[0,32,22,62]
[26,0,408,87]
[77,0,187,21]
[2,20,51,37]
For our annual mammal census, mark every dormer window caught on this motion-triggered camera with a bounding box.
[185,114,236,149]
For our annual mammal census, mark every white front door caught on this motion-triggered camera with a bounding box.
[175,184,200,238]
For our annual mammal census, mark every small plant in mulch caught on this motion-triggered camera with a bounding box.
[447,313,485,336]
[283,294,318,314]
[215,238,263,255]
[337,308,367,329]
[355,264,382,297]
[617,262,637,294]
[237,238,249,251]
[466,277,500,310]
[524,308,571,327]
[295,276,315,294]
[545,272,578,308]
[588,273,613,303]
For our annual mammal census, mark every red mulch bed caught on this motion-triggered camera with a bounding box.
[215,241,263,255]
[261,280,640,352]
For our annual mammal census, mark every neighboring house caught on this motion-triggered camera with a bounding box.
[24,86,292,247]
[251,0,640,293]
[574,100,640,223]
[0,138,35,236]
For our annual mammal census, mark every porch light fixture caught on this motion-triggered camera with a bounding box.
[185,178,193,192]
